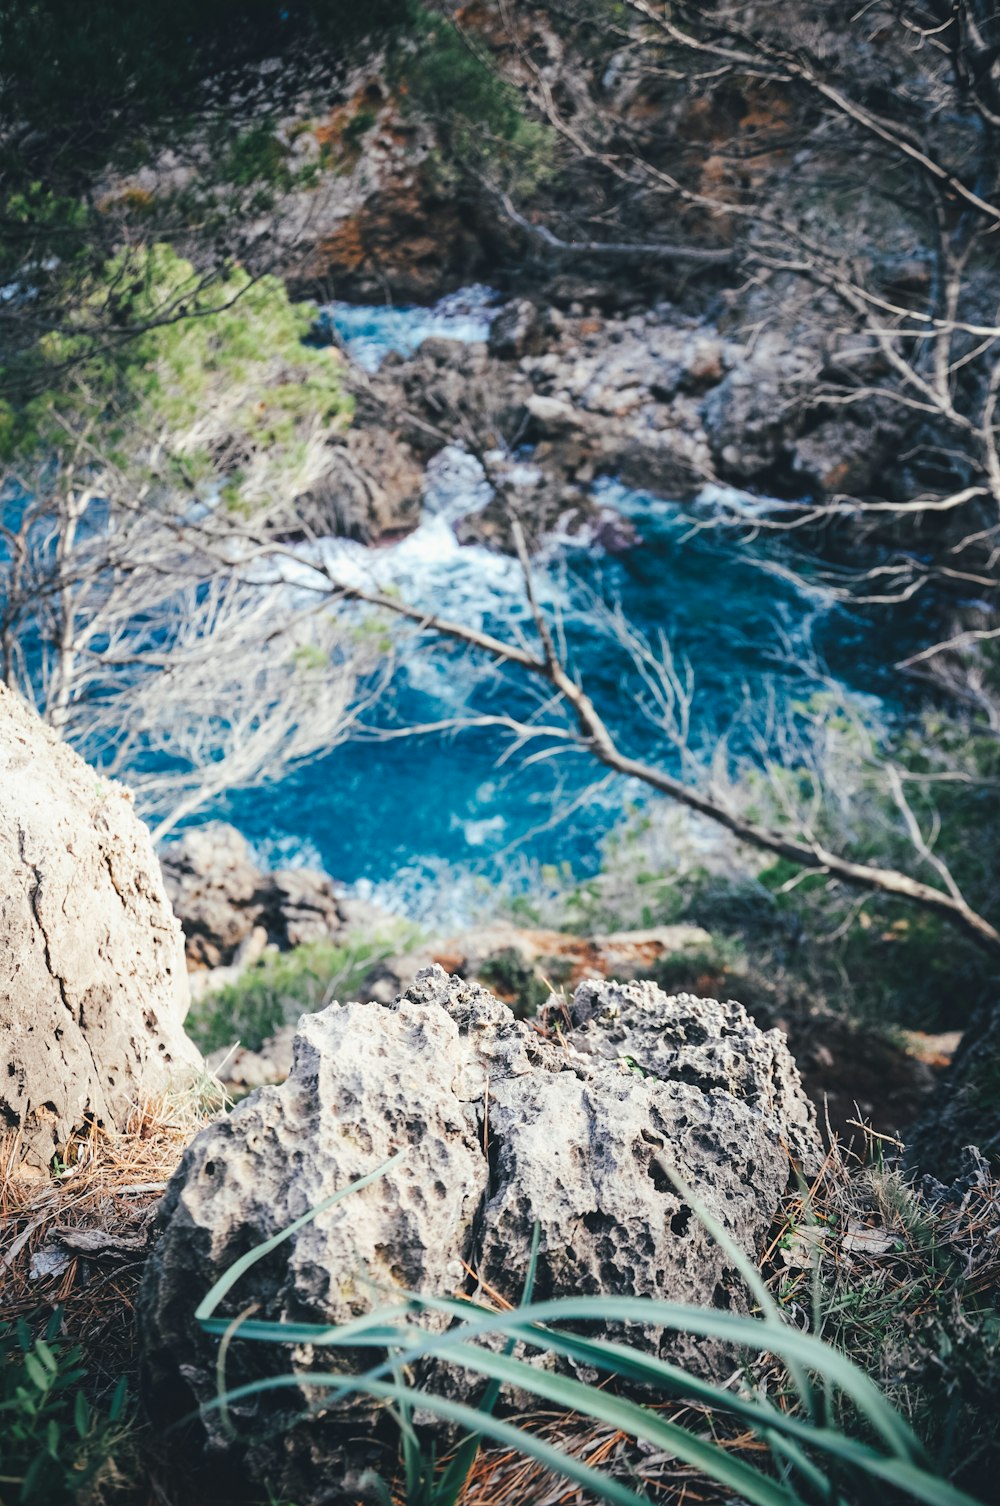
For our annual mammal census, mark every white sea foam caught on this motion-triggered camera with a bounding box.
[322,283,500,371]
[249,832,326,872]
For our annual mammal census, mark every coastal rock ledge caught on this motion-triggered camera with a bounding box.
[0,683,202,1167]
[139,966,820,1500]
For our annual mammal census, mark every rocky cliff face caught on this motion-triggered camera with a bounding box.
[92,7,929,549]
[0,684,202,1167]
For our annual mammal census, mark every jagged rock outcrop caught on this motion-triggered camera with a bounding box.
[160,822,346,968]
[0,684,201,1167]
[138,966,819,1500]
[701,330,904,495]
[252,79,494,302]
[488,297,547,359]
[367,296,901,536]
[296,423,425,543]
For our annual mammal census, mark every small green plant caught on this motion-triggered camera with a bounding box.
[477,948,557,1017]
[0,1312,131,1505]
[342,107,377,149]
[218,122,293,188]
[195,1161,989,1506]
[186,928,418,1054]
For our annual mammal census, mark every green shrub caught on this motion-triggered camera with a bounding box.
[218,122,293,188]
[0,1312,131,1505]
[342,107,377,149]
[12,242,352,513]
[186,929,417,1054]
[394,5,554,192]
[476,947,567,1017]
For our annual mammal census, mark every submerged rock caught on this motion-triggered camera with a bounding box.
[138,966,819,1500]
[0,684,201,1168]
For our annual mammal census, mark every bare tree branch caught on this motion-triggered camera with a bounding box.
[295,550,1000,959]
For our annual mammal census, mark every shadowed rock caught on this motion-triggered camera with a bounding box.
[160,821,346,968]
[905,1002,1000,1179]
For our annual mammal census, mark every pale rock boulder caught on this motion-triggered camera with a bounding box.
[138,966,820,1500]
[0,684,202,1166]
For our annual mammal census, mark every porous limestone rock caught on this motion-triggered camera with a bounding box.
[138,966,820,1500]
[0,684,201,1167]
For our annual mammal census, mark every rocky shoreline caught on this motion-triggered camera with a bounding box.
[319,286,897,555]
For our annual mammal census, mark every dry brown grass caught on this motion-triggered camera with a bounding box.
[0,1086,223,1503]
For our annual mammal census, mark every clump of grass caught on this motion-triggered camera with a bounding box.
[186,927,418,1055]
[766,1142,1000,1496]
[193,1146,996,1506]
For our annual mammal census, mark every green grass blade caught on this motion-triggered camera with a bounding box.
[207,1337,987,1506]
[396,1379,424,1503]
[204,1349,800,1506]
[433,1432,482,1506]
[844,1452,988,1506]
[406,1306,832,1495]
[397,1294,924,1465]
[661,1163,816,1424]
[432,1221,543,1506]
[205,1370,788,1506]
[198,1307,414,1346]
[757,1427,832,1500]
[390,1341,801,1506]
[200,1287,921,1464]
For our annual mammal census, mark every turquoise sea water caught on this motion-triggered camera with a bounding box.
[217,291,927,918]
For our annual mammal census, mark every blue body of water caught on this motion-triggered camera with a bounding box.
[217,291,926,917]
[317,284,498,371]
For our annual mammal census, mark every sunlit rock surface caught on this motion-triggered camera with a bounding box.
[0,684,201,1167]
